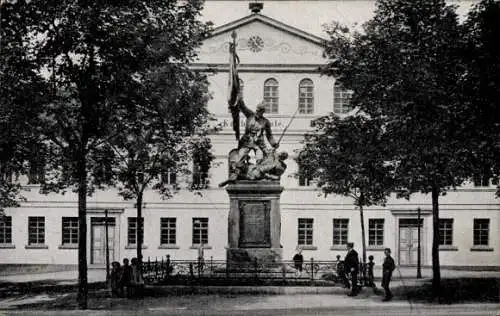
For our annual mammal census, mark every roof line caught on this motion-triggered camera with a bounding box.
[208,13,326,46]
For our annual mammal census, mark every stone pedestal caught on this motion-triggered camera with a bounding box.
[226,181,283,270]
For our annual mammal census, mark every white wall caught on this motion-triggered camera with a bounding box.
[2,189,498,267]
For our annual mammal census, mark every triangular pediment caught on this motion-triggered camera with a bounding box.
[196,13,327,65]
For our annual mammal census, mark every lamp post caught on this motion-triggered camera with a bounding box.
[105,209,110,283]
[417,207,422,279]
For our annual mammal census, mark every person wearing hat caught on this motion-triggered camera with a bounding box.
[344,242,360,296]
[382,248,396,301]
[237,98,279,164]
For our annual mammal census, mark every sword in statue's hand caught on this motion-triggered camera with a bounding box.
[277,106,300,146]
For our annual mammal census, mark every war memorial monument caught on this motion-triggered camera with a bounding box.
[220,33,290,269]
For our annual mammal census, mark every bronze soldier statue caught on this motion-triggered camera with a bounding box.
[237,98,279,161]
[219,95,284,187]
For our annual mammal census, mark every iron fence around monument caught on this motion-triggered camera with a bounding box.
[140,255,370,286]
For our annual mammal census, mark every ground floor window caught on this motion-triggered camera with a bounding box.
[127,217,144,246]
[62,217,79,245]
[368,219,384,246]
[192,217,208,245]
[473,218,489,246]
[332,218,349,246]
[298,218,313,246]
[439,219,453,245]
[28,216,45,245]
[0,216,12,244]
[160,217,176,245]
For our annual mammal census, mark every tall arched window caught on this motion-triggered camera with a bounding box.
[263,78,279,114]
[333,82,353,114]
[298,79,314,114]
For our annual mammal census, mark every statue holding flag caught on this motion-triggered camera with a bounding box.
[228,31,241,140]
[221,31,285,187]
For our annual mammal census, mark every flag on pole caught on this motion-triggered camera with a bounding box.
[228,31,241,140]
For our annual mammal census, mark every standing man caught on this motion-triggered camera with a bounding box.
[344,242,360,296]
[382,248,396,301]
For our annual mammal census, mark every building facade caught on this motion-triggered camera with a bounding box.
[1,3,498,270]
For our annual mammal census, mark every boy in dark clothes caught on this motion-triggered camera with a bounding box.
[382,248,396,301]
[110,261,122,297]
[120,258,132,298]
[293,248,304,274]
[368,255,375,288]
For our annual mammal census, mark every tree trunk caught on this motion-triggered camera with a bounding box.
[136,192,143,269]
[77,155,88,309]
[359,204,367,285]
[431,185,441,300]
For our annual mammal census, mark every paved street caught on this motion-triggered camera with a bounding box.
[0,268,498,315]
[0,293,497,315]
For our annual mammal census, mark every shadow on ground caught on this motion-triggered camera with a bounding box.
[1,278,498,310]
[0,281,106,298]
[391,277,499,304]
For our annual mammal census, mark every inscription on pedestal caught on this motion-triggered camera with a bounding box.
[239,201,270,248]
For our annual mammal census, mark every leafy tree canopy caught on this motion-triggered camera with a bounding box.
[1,1,48,213]
[298,114,394,207]
[110,68,215,201]
[322,0,469,196]
[7,0,213,194]
[321,0,479,297]
[461,0,500,196]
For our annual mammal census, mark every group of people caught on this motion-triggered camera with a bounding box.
[342,242,395,301]
[293,242,395,301]
[109,257,145,298]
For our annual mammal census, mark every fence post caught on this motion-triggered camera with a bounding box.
[310,257,314,281]
[166,255,171,281]
[154,257,158,282]
[210,256,213,277]
[253,258,258,281]
[161,256,164,280]
[282,262,286,282]
[147,256,151,279]
[198,257,201,278]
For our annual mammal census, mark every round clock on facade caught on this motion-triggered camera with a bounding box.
[247,35,264,52]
